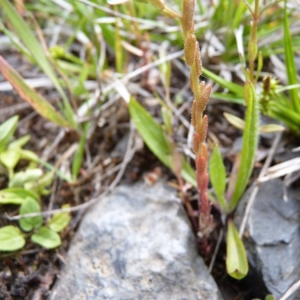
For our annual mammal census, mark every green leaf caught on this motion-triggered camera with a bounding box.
[0,225,25,251]
[8,135,30,150]
[211,92,244,105]
[0,187,38,205]
[72,123,88,180]
[9,168,43,188]
[19,197,43,232]
[129,97,196,186]
[0,0,75,126]
[226,220,248,280]
[47,204,71,232]
[283,0,300,113]
[202,67,244,96]
[255,51,263,81]
[19,149,39,162]
[24,171,53,195]
[31,226,61,249]
[223,112,245,130]
[0,115,18,152]
[230,82,259,210]
[115,19,123,73]
[270,102,300,130]
[161,106,172,134]
[265,295,275,300]
[182,160,197,187]
[0,20,32,60]
[0,149,20,170]
[209,146,227,211]
[0,56,73,128]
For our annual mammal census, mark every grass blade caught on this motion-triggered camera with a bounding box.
[211,92,244,105]
[283,0,300,112]
[129,97,196,186]
[0,0,75,126]
[72,123,88,180]
[209,145,227,211]
[0,56,73,128]
[202,67,244,96]
[229,81,259,210]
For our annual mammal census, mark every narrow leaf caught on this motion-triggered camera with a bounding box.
[224,112,245,130]
[0,115,18,152]
[230,82,259,210]
[19,197,43,232]
[19,149,39,162]
[202,67,244,96]
[283,0,300,113]
[129,98,196,186]
[0,226,25,251]
[0,149,20,170]
[209,146,227,211]
[211,92,244,105]
[31,226,61,249]
[226,220,248,280]
[115,19,123,73]
[259,124,285,133]
[0,56,73,128]
[72,123,88,180]
[8,135,30,150]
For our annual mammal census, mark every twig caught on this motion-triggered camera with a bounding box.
[41,129,66,161]
[239,132,282,237]
[53,143,78,171]
[208,228,224,274]
[259,157,300,182]
[47,177,58,221]
[107,120,137,192]
[279,279,300,300]
[4,194,106,220]
[169,100,190,129]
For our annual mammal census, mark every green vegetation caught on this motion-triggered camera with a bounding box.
[0,0,299,287]
[0,116,70,251]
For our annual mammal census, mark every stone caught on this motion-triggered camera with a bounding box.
[235,179,300,299]
[51,181,222,300]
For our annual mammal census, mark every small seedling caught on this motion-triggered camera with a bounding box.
[0,116,71,251]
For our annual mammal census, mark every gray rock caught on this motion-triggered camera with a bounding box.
[235,179,300,299]
[51,181,222,300]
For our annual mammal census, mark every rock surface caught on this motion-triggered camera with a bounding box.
[51,181,222,300]
[235,179,300,299]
